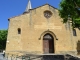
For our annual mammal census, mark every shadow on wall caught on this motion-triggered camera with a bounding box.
[77,41,80,55]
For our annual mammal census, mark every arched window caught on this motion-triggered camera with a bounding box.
[18,28,21,34]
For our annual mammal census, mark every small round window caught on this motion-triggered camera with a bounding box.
[44,10,52,19]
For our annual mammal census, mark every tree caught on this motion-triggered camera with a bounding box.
[59,0,80,29]
[0,30,8,50]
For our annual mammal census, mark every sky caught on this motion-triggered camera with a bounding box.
[0,0,61,30]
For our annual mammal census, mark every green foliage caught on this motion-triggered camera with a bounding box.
[0,30,8,50]
[59,0,80,28]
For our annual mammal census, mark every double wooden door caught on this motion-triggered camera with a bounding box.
[43,39,54,53]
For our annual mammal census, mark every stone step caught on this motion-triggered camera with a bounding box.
[4,54,80,60]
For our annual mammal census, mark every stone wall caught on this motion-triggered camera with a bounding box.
[6,4,79,55]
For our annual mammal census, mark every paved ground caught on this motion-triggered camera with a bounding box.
[0,53,6,60]
[0,53,80,60]
[0,53,21,60]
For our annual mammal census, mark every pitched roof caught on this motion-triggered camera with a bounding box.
[8,3,58,20]
[30,3,57,10]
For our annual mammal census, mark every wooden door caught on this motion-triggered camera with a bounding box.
[49,40,54,53]
[43,33,54,53]
[43,40,49,53]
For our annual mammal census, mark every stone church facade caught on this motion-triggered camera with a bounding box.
[6,0,80,55]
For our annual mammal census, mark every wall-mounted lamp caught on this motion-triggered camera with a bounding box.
[7,41,9,44]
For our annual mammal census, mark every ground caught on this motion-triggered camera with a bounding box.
[0,53,6,60]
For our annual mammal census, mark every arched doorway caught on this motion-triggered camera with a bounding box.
[43,33,54,53]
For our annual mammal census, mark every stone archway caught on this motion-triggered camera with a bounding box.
[43,33,54,53]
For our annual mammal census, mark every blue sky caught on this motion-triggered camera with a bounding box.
[0,0,61,30]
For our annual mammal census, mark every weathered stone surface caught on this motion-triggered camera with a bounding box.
[6,4,80,56]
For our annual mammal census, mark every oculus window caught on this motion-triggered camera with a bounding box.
[44,10,52,19]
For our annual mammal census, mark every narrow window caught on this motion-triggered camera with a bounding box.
[73,29,77,36]
[18,28,21,34]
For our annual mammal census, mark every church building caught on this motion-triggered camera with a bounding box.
[6,0,80,56]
